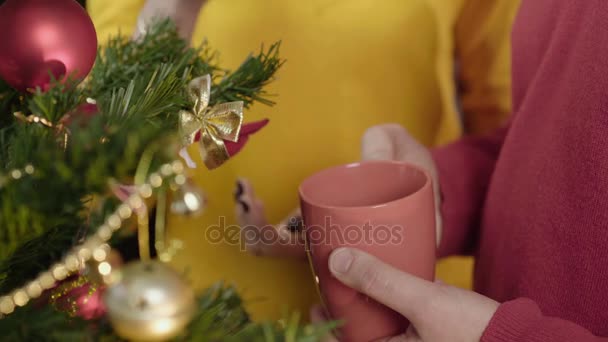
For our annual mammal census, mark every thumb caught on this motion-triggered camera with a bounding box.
[328,247,438,324]
[361,124,428,164]
[361,124,397,161]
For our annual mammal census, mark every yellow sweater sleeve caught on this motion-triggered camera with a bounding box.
[455,0,521,135]
[87,0,144,42]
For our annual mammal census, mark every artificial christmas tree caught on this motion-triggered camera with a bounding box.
[0,2,332,340]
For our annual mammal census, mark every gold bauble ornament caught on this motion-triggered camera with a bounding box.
[170,181,205,216]
[103,261,196,341]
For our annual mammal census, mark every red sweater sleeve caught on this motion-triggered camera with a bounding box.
[482,299,607,341]
[431,126,508,257]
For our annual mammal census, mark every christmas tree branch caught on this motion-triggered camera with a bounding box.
[0,19,283,272]
[86,19,219,99]
[211,42,284,107]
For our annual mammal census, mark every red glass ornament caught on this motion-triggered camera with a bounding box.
[0,0,97,91]
[37,275,107,321]
[55,281,107,320]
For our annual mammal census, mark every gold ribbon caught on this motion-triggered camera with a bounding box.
[179,75,244,169]
[14,112,57,129]
[14,112,70,148]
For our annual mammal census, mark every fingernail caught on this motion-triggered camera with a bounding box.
[238,199,250,213]
[234,181,244,200]
[287,216,303,233]
[329,248,353,275]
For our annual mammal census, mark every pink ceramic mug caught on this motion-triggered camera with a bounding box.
[299,160,436,342]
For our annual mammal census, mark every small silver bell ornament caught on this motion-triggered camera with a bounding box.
[170,179,206,216]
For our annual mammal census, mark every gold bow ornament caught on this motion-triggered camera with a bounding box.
[179,75,244,169]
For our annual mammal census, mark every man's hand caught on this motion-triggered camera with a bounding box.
[133,0,206,41]
[361,124,442,245]
[312,248,498,342]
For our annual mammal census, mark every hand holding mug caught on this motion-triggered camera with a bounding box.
[297,123,448,340]
[311,248,499,342]
[300,158,437,341]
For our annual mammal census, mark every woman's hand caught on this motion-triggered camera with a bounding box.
[133,0,206,41]
[312,248,498,342]
[235,179,307,259]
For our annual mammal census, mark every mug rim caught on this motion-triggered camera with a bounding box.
[299,160,432,210]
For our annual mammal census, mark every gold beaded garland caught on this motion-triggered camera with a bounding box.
[0,164,35,188]
[25,282,42,299]
[0,161,185,316]
[0,296,15,314]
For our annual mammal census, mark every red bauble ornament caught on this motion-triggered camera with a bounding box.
[0,0,97,91]
[54,281,107,320]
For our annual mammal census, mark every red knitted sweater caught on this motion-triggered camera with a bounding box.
[433,0,608,340]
